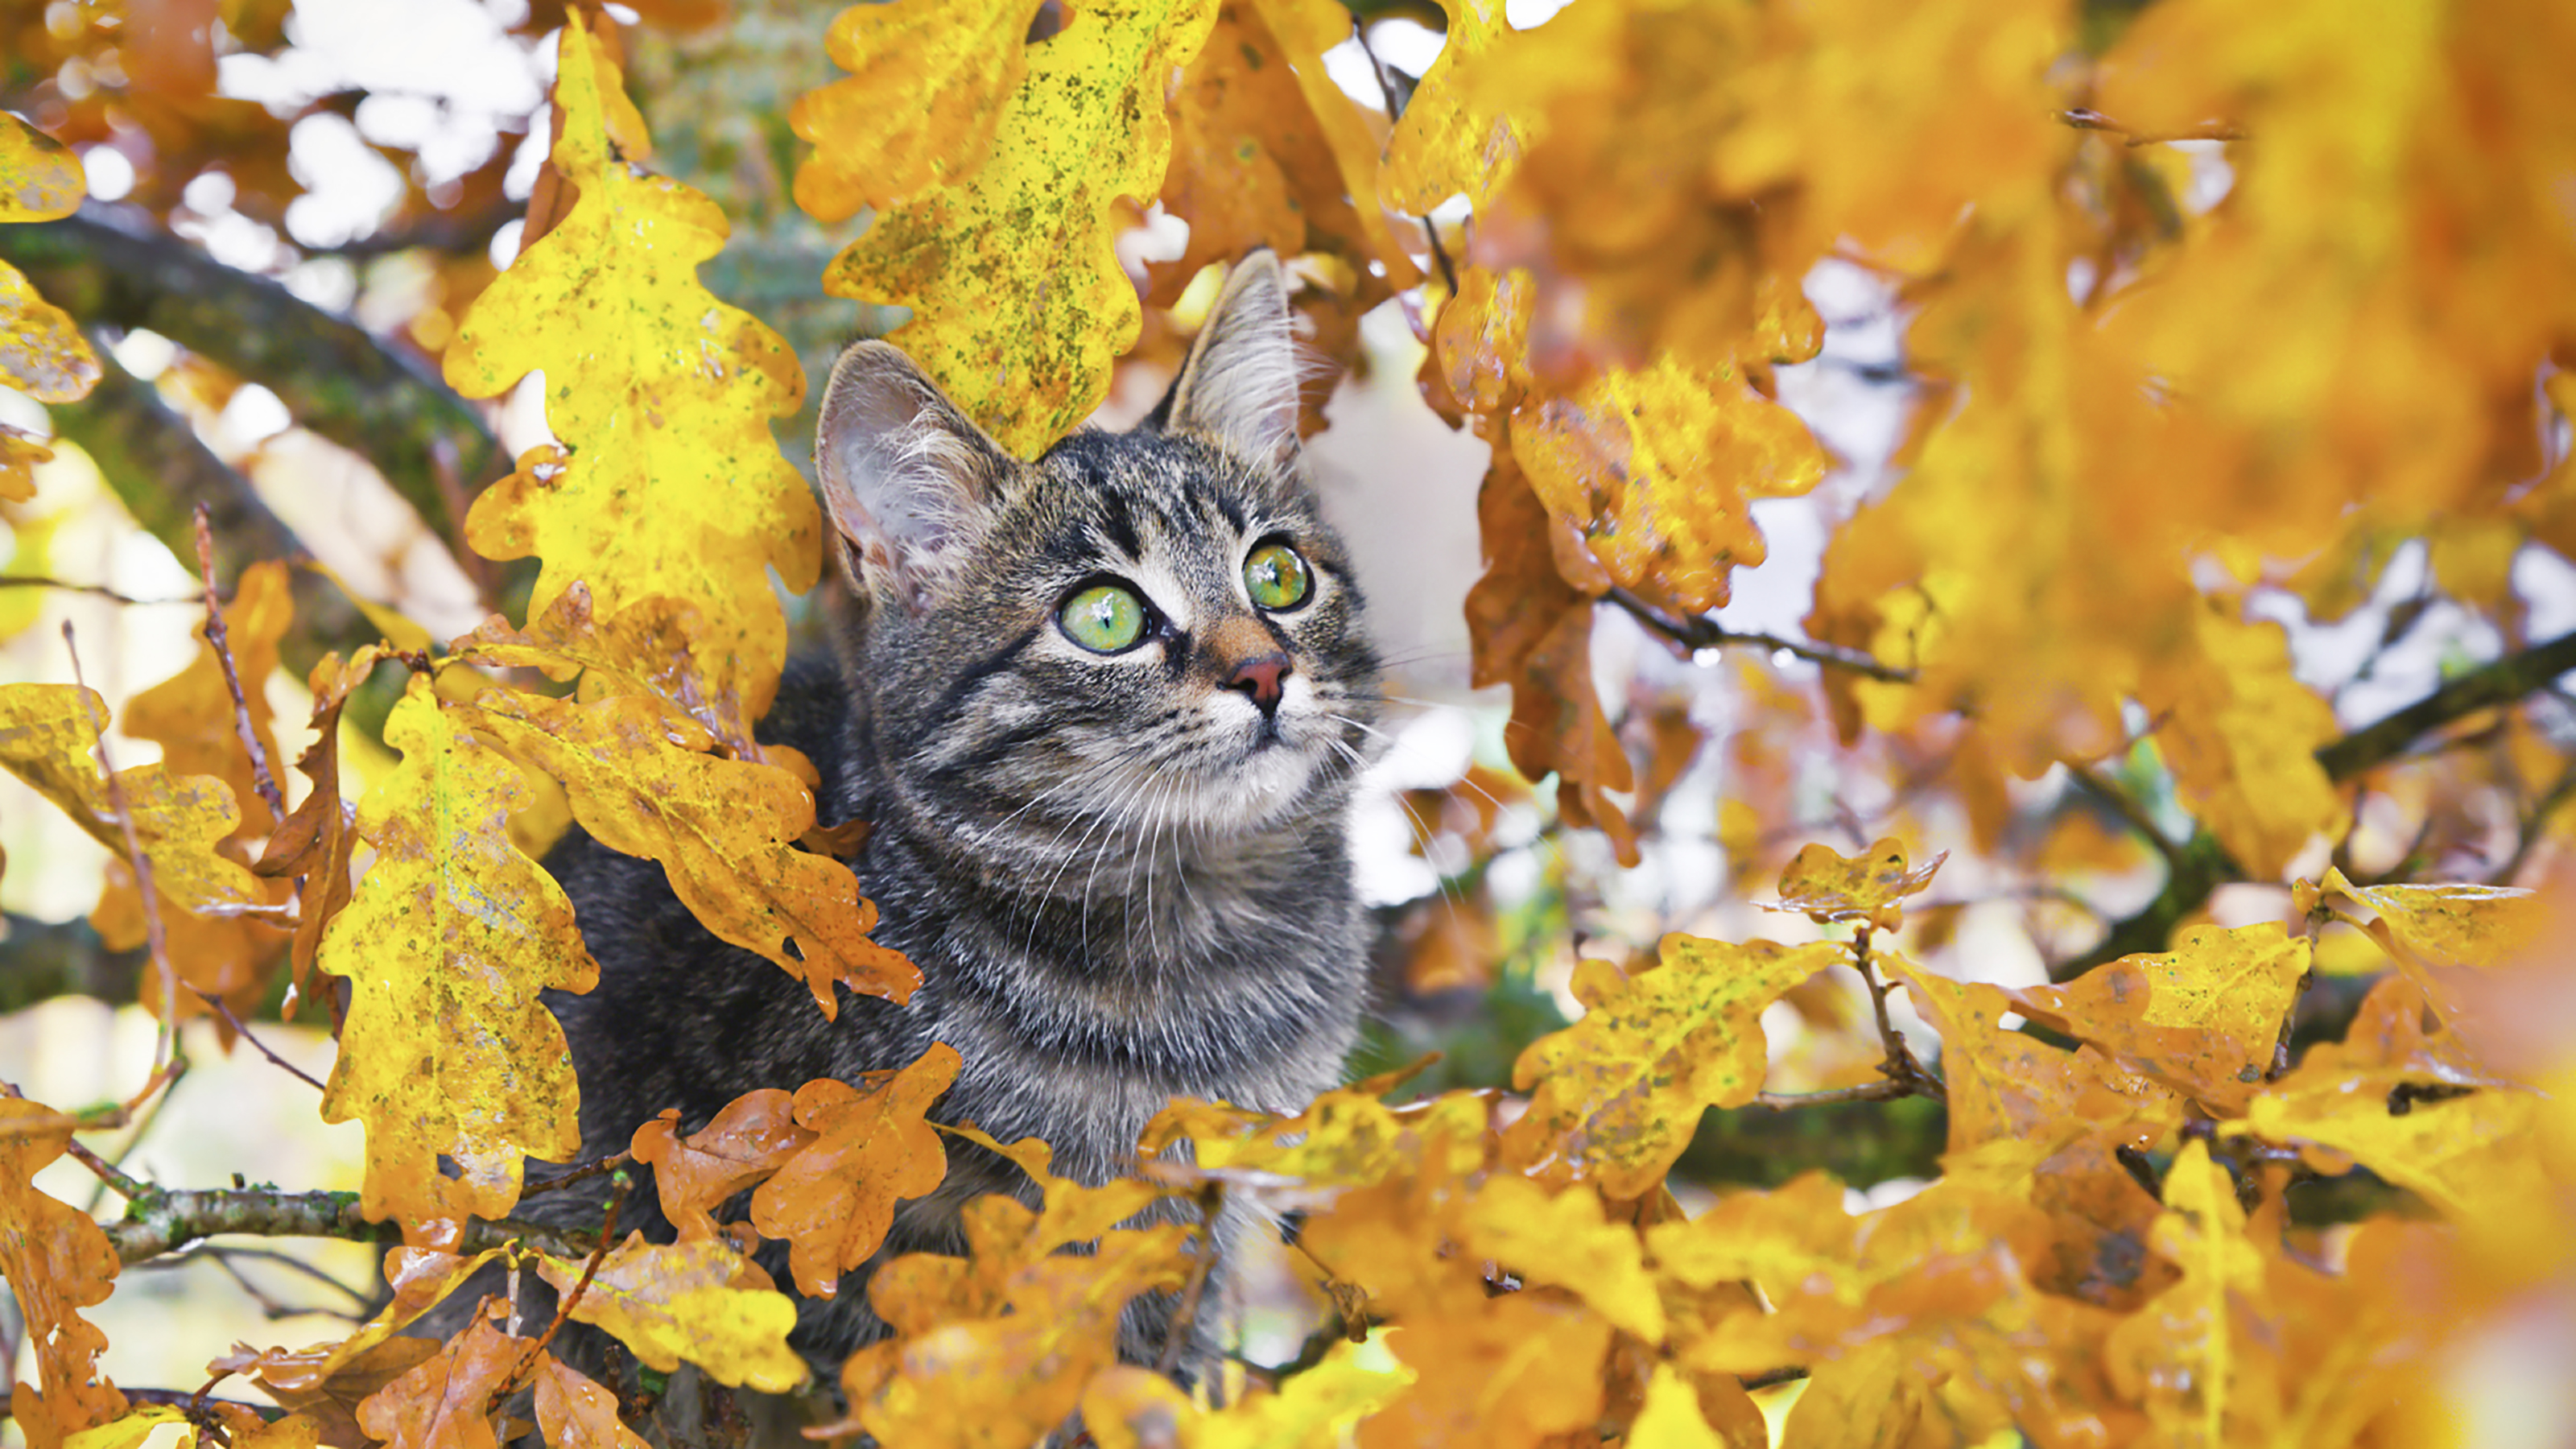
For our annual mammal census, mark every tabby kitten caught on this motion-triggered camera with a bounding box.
[541,254,1382,1377]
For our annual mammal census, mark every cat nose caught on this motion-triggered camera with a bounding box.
[1224,652,1292,715]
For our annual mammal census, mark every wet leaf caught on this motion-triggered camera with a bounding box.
[460,687,918,1018]
[353,1308,520,1449]
[444,14,819,720]
[819,0,1220,454]
[630,1089,814,1243]
[0,1098,127,1449]
[746,1043,958,1298]
[533,1233,806,1393]
[1775,837,1947,931]
[529,1355,645,1449]
[315,679,597,1241]
[1506,936,1843,1195]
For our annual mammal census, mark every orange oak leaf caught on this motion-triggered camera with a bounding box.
[2104,1141,2273,1446]
[529,1355,645,1449]
[252,646,391,1012]
[532,1234,804,1393]
[1775,836,1948,931]
[746,1042,959,1298]
[315,679,597,1242]
[630,1089,815,1243]
[217,1248,509,1406]
[2005,923,2309,1114]
[0,1098,126,1449]
[1505,936,1843,1195]
[1462,446,1638,863]
[352,1307,520,1449]
[452,585,765,763]
[461,687,918,1018]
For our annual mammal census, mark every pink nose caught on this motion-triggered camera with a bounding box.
[1226,652,1291,714]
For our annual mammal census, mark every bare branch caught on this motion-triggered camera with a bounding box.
[0,576,192,606]
[105,1185,600,1265]
[1608,588,1919,683]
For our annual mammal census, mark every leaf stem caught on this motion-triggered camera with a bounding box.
[1154,1182,1226,1377]
[191,504,289,825]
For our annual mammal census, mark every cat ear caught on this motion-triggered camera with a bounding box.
[1162,250,1302,469]
[815,341,1013,612]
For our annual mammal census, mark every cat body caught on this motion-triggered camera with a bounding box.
[539,255,1381,1377]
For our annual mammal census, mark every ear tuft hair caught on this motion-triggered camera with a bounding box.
[1162,252,1303,470]
[815,341,1013,613]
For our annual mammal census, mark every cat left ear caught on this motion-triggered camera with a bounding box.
[815,341,1013,613]
[1160,250,1302,470]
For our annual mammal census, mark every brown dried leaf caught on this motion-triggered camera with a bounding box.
[630,1089,815,1243]
[0,1098,126,1449]
[353,1308,519,1449]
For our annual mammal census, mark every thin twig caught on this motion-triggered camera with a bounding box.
[2058,108,2246,147]
[1155,1183,1227,1377]
[1348,17,1459,296]
[0,576,192,605]
[191,505,288,825]
[142,1244,377,1310]
[2487,754,2576,886]
[118,1389,286,1422]
[504,1171,632,1397]
[84,1067,179,1214]
[516,1150,636,1200]
[1851,927,1943,1102]
[66,1137,154,1199]
[65,621,182,1071]
[208,998,327,1092]
[1740,1365,1811,1392]
[1752,1080,1918,1109]
[2065,762,2183,871]
[1608,588,1918,684]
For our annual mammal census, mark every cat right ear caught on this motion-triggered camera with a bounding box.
[815,341,1013,613]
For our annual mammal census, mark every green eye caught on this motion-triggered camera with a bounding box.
[1245,542,1311,611]
[1059,582,1148,653]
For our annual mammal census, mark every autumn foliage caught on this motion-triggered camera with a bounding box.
[3,1,2576,1447]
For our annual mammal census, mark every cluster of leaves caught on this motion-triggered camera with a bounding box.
[1,0,2574,1447]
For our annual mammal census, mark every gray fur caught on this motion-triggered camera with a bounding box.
[536,254,1381,1385]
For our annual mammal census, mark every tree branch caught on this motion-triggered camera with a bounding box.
[105,1186,601,1265]
[1608,588,1918,683]
[0,205,506,564]
[2058,627,2576,979]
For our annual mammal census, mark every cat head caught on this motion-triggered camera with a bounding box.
[813,254,1381,864]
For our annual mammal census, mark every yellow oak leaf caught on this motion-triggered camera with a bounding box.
[534,1233,805,1393]
[1141,1084,1493,1199]
[1505,936,1843,1196]
[940,1121,1171,1254]
[1079,1340,1411,1449]
[1378,0,1526,214]
[460,687,918,1018]
[1457,1174,1664,1342]
[529,1356,644,1449]
[747,1044,959,1298]
[453,584,768,760]
[0,112,97,406]
[315,679,597,1241]
[0,683,260,918]
[1775,837,1946,931]
[2138,605,2349,881]
[59,1409,187,1449]
[2006,923,2309,1114]
[2305,865,2545,973]
[2237,1070,2549,1225]
[352,1308,520,1449]
[1510,355,1827,617]
[444,14,819,722]
[2105,1141,2273,1447]
[821,0,1220,455]
[0,1098,127,1449]
[846,1228,1192,1448]
[790,0,1032,220]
